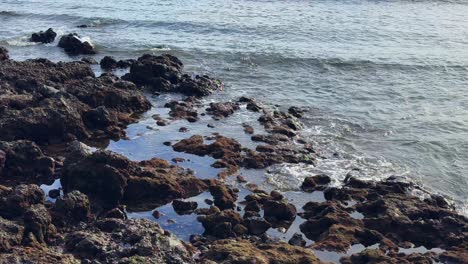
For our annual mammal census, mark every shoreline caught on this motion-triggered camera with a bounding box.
[0,34,467,264]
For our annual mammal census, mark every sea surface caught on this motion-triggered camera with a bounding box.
[1,0,467,214]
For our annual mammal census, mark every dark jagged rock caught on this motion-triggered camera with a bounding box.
[23,204,52,243]
[100,56,117,70]
[298,177,468,258]
[198,210,242,239]
[172,199,198,214]
[0,58,151,144]
[263,200,297,224]
[58,33,96,55]
[0,184,44,218]
[48,189,60,199]
[62,150,208,211]
[206,102,240,119]
[210,185,238,210]
[123,54,223,96]
[116,59,135,68]
[243,217,271,235]
[53,190,91,225]
[0,141,55,186]
[0,216,24,252]
[30,28,57,44]
[65,218,195,263]
[164,97,200,122]
[288,233,306,247]
[0,47,9,61]
[301,174,332,192]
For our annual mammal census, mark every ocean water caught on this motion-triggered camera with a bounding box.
[1,0,467,213]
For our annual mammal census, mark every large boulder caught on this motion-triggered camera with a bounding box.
[0,184,44,218]
[53,191,91,225]
[0,141,55,185]
[23,204,52,243]
[65,218,194,263]
[30,28,57,44]
[123,54,223,96]
[58,33,96,55]
[0,58,151,144]
[61,151,208,211]
[100,56,117,70]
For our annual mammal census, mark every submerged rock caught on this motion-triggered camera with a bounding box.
[301,174,332,192]
[30,28,57,44]
[58,33,96,55]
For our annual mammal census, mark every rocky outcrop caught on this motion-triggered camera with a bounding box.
[206,102,240,119]
[0,141,55,186]
[0,184,44,218]
[0,56,150,144]
[123,54,223,96]
[61,150,208,211]
[58,33,96,55]
[298,177,468,261]
[65,218,195,263]
[30,28,57,44]
[0,216,24,252]
[52,191,91,225]
[100,56,117,70]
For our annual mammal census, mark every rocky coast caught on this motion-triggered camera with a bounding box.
[0,38,467,264]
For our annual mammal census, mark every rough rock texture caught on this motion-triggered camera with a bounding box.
[164,97,200,122]
[0,140,55,186]
[301,174,332,192]
[52,190,91,225]
[100,56,117,70]
[174,132,316,178]
[61,150,208,211]
[0,57,151,144]
[0,216,24,252]
[298,177,468,263]
[58,33,96,55]
[199,239,323,264]
[30,28,57,44]
[206,102,240,119]
[65,218,195,263]
[0,184,44,218]
[123,54,223,96]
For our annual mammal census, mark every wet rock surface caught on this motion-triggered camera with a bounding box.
[62,150,209,211]
[30,28,57,44]
[0,57,151,144]
[58,33,96,55]
[0,48,466,263]
[123,54,223,96]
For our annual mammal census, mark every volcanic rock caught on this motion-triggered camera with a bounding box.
[30,28,57,44]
